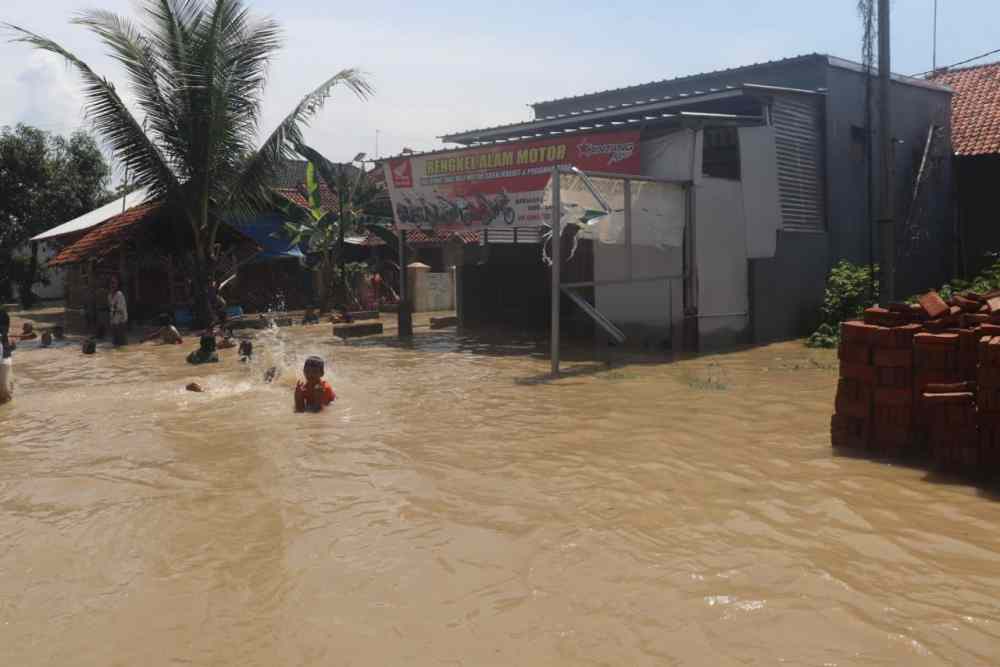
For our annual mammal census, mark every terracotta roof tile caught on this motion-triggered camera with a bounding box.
[48,204,161,267]
[930,62,1000,156]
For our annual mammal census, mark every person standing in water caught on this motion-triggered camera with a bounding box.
[0,308,14,405]
[108,275,129,347]
[294,356,336,413]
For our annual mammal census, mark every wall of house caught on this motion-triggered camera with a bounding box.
[956,155,1000,277]
[824,65,954,298]
[12,242,65,301]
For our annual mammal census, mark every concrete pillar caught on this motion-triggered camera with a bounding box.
[407,262,430,312]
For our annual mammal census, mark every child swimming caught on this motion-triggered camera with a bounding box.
[294,356,336,413]
[141,314,183,345]
[186,335,219,365]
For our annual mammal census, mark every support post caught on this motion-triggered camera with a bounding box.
[550,168,561,375]
[398,229,413,337]
[877,0,895,303]
[624,178,633,282]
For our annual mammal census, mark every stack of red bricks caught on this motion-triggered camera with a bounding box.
[871,323,922,455]
[832,321,876,450]
[977,336,1000,470]
[829,288,1000,474]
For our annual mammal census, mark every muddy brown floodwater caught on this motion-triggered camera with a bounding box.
[1,322,999,665]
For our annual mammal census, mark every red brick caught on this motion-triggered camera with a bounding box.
[919,291,950,318]
[831,414,870,449]
[954,295,981,312]
[978,366,1000,387]
[836,380,872,419]
[864,308,910,327]
[989,296,1000,313]
[840,320,877,344]
[876,365,912,388]
[962,313,990,328]
[914,332,960,347]
[914,346,959,371]
[873,347,912,368]
[875,386,913,406]
[924,381,975,393]
[979,324,1000,337]
[871,323,922,349]
[840,362,877,383]
[838,341,871,365]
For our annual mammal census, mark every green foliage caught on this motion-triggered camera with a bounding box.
[805,261,878,348]
[927,256,1000,302]
[805,323,839,349]
[5,1,371,326]
[0,123,110,299]
[8,255,49,309]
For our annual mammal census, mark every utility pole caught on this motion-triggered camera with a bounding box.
[932,0,938,72]
[878,0,895,303]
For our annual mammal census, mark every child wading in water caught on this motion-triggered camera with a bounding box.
[187,334,219,364]
[294,356,336,413]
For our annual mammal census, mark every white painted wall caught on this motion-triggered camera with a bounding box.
[694,178,749,346]
[738,126,782,259]
[12,242,65,301]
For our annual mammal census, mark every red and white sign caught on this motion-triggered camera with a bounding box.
[383,131,640,230]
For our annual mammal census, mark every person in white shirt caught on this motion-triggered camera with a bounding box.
[108,275,129,347]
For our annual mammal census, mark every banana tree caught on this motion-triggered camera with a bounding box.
[279,144,395,311]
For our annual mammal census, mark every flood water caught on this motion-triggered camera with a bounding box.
[1,322,999,665]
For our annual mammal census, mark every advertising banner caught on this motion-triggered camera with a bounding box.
[384,131,641,230]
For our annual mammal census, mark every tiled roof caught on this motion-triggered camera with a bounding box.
[48,204,161,267]
[273,183,340,212]
[929,61,1000,156]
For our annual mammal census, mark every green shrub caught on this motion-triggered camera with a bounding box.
[805,261,877,348]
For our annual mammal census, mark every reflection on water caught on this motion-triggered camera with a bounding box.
[2,326,1000,665]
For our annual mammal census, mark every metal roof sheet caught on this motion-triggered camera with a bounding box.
[31,186,153,242]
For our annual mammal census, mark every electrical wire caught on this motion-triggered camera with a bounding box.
[912,47,1000,77]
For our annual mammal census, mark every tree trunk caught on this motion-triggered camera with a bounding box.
[317,255,331,314]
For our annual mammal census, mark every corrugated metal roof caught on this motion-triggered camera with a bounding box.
[31,186,152,241]
[440,87,754,144]
[529,53,949,110]
[529,54,824,109]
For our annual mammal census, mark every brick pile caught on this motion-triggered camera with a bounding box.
[978,337,1000,470]
[829,289,1000,477]
[831,321,875,450]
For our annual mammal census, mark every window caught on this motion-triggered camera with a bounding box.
[702,127,741,180]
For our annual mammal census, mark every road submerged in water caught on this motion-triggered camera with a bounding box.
[1,320,999,665]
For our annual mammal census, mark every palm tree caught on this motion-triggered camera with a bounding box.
[5,0,371,325]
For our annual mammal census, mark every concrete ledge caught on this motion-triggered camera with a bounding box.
[429,316,458,329]
[347,310,380,321]
[333,322,384,338]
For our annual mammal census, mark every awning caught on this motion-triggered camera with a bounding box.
[32,186,152,242]
[230,213,305,261]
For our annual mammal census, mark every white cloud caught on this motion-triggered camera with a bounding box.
[5,51,87,135]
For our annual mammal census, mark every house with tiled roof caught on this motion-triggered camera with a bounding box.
[929,62,1000,276]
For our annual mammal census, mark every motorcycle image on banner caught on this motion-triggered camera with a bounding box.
[384,131,641,231]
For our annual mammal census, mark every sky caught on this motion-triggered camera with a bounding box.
[1,0,998,177]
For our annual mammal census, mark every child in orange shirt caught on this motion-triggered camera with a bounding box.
[294,356,336,413]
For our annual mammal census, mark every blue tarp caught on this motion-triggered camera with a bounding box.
[230,213,305,261]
